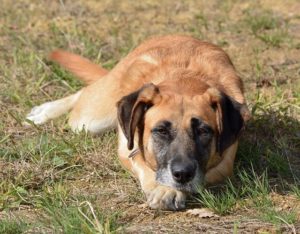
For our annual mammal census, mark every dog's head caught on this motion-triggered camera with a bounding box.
[117,79,246,193]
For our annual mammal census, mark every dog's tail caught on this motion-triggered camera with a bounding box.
[49,50,108,85]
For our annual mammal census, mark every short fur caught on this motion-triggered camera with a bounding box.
[27,35,250,210]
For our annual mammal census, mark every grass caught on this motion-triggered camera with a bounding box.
[1,188,122,234]
[196,180,238,215]
[0,0,300,233]
[197,169,298,227]
[38,196,121,233]
[0,219,28,234]
[196,169,269,215]
[244,9,291,47]
[291,185,300,199]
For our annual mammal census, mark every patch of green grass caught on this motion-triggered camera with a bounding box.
[244,9,290,47]
[36,189,122,234]
[291,185,300,199]
[265,150,290,176]
[256,30,289,48]
[196,169,269,215]
[238,169,270,198]
[260,208,297,225]
[0,218,29,234]
[1,182,123,233]
[197,168,299,225]
[237,100,300,180]
[40,199,121,233]
[0,130,120,210]
[195,13,208,30]
[196,180,238,215]
[245,10,279,34]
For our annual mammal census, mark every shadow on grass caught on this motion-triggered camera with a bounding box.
[237,110,300,187]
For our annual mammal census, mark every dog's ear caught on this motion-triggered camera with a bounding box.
[206,88,246,154]
[117,83,161,150]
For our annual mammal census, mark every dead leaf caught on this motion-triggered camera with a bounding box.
[138,203,148,209]
[186,208,219,218]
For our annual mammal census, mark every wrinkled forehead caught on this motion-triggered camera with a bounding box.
[145,94,217,129]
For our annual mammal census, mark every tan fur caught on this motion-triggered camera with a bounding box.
[28,35,249,210]
[50,50,108,84]
[205,141,239,184]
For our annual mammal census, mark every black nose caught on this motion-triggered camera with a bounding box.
[171,161,196,184]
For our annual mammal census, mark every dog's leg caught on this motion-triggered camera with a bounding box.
[117,127,186,210]
[204,141,238,184]
[67,76,122,133]
[26,90,82,125]
[27,73,124,134]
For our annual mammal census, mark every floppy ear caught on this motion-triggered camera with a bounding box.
[117,83,161,150]
[206,88,245,154]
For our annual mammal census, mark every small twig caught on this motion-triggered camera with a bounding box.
[54,164,82,175]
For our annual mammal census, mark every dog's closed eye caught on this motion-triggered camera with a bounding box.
[191,118,213,135]
[194,126,211,136]
[152,127,169,136]
[152,121,172,134]
[191,118,213,146]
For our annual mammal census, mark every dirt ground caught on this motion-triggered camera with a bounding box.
[0,0,300,233]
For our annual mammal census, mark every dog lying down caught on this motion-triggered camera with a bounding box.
[27,35,250,210]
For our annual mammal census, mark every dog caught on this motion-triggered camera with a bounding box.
[27,35,250,210]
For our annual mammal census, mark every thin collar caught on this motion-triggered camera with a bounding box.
[128,149,140,158]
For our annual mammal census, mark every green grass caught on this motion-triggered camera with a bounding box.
[0,0,299,233]
[1,181,123,233]
[196,168,269,215]
[244,9,290,47]
[197,169,298,226]
[196,180,238,215]
[291,185,300,199]
[0,219,29,234]
[261,208,297,226]
[38,197,121,233]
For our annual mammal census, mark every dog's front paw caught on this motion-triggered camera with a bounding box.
[146,185,186,211]
[26,103,52,125]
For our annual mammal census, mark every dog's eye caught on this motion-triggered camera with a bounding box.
[191,118,213,138]
[152,120,172,137]
[195,127,210,136]
[152,127,169,136]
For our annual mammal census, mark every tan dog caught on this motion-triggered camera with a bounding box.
[27,35,250,210]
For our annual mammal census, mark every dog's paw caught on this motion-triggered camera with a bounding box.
[146,185,186,211]
[26,103,52,125]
